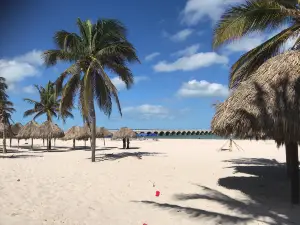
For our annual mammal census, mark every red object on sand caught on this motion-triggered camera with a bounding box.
[143,224,147,225]
[155,191,160,197]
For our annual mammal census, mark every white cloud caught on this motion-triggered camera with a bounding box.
[0,50,43,90]
[14,50,44,66]
[181,0,239,25]
[163,29,194,42]
[223,26,297,54]
[171,44,200,57]
[112,76,149,91]
[224,35,265,53]
[123,104,173,120]
[154,52,228,72]
[22,85,36,94]
[145,52,160,61]
[177,80,229,98]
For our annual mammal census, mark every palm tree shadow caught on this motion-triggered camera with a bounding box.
[216,158,299,224]
[117,147,141,150]
[0,154,43,159]
[88,151,164,162]
[136,158,299,224]
[135,200,252,225]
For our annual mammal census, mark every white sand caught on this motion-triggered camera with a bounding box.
[0,138,299,225]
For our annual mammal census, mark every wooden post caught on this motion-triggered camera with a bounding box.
[73,139,75,149]
[286,142,299,204]
[31,138,33,150]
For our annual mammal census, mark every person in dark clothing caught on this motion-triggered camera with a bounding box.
[126,138,130,149]
[122,138,126,149]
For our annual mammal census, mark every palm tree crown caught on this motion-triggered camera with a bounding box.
[23,81,73,122]
[213,0,300,89]
[43,18,139,122]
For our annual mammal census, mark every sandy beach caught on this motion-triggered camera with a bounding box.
[0,139,299,225]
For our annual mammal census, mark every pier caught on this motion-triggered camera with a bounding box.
[108,129,213,136]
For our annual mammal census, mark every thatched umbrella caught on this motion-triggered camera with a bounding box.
[113,127,137,149]
[211,50,300,204]
[96,127,112,146]
[17,121,40,149]
[36,121,64,150]
[63,126,82,149]
[10,123,23,147]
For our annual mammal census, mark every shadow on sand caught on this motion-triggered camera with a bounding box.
[136,158,299,225]
[89,151,163,162]
[0,154,43,159]
[117,147,141,150]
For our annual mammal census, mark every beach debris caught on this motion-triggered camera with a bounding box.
[149,180,155,187]
[143,223,147,225]
[155,191,160,197]
[17,179,20,182]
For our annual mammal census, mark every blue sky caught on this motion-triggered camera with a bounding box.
[0,0,290,130]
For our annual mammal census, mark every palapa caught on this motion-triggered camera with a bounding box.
[112,127,136,139]
[96,127,112,138]
[11,123,23,136]
[16,121,40,149]
[63,126,83,149]
[63,126,82,140]
[211,50,300,204]
[113,127,137,149]
[17,121,40,140]
[36,121,64,139]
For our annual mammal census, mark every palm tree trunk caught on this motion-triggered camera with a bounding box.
[18,138,19,148]
[90,103,96,162]
[43,138,45,146]
[48,138,51,150]
[286,142,299,204]
[73,139,75,149]
[9,138,12,147]
[3,128,6,154]
[31,138,33,150]
[286,145,292,178]
[103,138,105,146]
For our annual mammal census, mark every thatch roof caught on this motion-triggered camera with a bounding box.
[63,126,82,140]
[35,121,64,139]
[96,127,112,138]
[211,50,300,144]
[112,127,137,139]
[63,125,112,140]
[11,123,23,136]
[17,121,40,139]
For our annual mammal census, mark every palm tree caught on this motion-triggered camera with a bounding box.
[213,0,300,89]
[23,81,73,149]
[43,18,140,162]
[0,100,15,153]
[0,77,15,153]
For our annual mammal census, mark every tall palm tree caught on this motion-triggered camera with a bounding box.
[213,0,300,89]
[43,18,140,162]
[0,100,15,153]
[23,81,73,148]
[0,77,15,153]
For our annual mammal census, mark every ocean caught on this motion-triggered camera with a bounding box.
[150,134,224,139]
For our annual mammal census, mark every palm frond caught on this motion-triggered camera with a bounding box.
[42,50,79,66]
[23,109,37,117]
[213,0,297,49]
[229,24,300,88]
